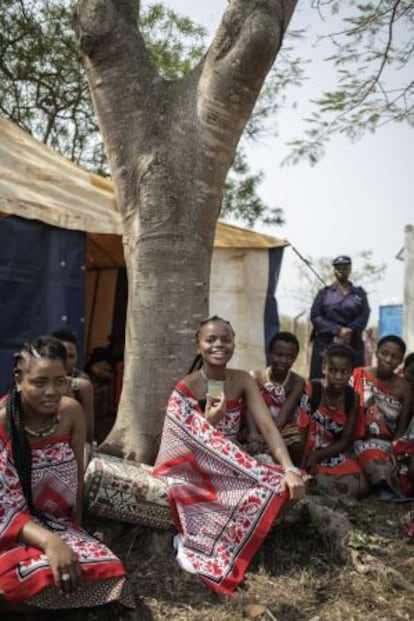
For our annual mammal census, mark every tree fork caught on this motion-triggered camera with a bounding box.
[74,0,297,462]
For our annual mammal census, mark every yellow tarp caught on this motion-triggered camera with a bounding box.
[0,118,288,255]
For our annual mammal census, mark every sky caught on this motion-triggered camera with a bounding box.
[164,1,414,326]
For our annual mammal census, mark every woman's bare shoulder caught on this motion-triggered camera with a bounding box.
[229,368,253,385]
[291,371,306,387]
[179,371,198,388]
[249,368,265,383]
[59,395,83,416]
[76,375,93,388]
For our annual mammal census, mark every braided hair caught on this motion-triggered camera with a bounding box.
[5,336,67,515]
[187,316,235,373]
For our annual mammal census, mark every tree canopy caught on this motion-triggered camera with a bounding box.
[1,1,412,172]
[285,0,414,164]
[0,0,307,226]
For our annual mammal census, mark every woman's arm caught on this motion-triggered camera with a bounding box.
[242,373,305,499]
[310,288,341,336]
[276,376,305,430]
[19,521,82,593]
[67,400,87,523]
[348,287,370,332]
[78,378,95,443]
[306,391,360,467]
[395,378,413,439]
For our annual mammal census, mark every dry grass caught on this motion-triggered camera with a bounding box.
[7,497,414,621]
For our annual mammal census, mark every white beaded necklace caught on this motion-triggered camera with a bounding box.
[265,367,290,395]
[24,413,60,438]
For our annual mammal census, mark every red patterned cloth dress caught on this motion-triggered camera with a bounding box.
[258,376,301,446]
[351,367,413,491]
[299,383,361,476]
[298,381,364,497]
[0,427,133,609]
[153,382,290,595]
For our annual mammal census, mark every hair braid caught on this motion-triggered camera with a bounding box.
[187,354,202,374]
[5,385,36,513]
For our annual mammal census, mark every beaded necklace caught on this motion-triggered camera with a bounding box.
[24,413,60,438]
[264,367,291,396]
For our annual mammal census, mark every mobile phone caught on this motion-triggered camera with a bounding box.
[207,379,225,399]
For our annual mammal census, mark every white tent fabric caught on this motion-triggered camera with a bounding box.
[0,119,121,234]
[211,248,274,369]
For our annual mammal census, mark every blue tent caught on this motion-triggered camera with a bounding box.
[0,120,287,394]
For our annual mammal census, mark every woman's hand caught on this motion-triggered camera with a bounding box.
[204,392,227,426]
[282,469,306,500]
[304,452,320,472]
[43,533,82,595]
[337,327,352,343]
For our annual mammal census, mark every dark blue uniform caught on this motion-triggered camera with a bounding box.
[309,282,370,379]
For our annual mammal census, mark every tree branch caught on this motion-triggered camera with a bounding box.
[73,0,164,165]
[197,0,297,143]
[213,2,295,85]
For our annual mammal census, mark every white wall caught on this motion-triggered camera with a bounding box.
[404,224,414,353]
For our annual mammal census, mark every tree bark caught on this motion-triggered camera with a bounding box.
[74,0,297,463]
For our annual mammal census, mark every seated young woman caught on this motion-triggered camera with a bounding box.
[351,335,413,500]
[153,316,306,596]
[52,329,95,464]
[248,331,305,464]
[298,343,367,499]
[0,336,134,613]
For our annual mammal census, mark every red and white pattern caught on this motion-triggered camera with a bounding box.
[352,367,402,467]
[0,428,130,608]
[258,380,301,446]
[299,382,361,476]
[153,382,289,595]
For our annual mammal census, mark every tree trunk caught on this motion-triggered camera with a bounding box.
[74,0,297,463]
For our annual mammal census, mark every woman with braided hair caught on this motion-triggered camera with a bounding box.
[154,316,306,595]
[0,336,134,612]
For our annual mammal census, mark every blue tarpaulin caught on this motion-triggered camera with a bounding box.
[0,216,85,394]
[378,304,403,339]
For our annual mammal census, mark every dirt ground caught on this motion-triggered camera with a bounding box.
[6,496,414,621]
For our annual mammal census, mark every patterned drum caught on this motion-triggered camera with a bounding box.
[84,453,173,530]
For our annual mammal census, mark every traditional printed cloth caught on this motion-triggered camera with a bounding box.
[0,427,132,609]
[298,381,361,477]
[392,417,414,496]
[258,378,301,446]
[351,367,403,469]
[153,381,290,595]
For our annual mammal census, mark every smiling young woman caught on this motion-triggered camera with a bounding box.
[154,316,306,595]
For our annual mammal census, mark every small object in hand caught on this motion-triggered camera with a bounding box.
[207,379,225,399]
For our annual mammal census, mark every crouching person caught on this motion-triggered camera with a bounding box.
[0,336,134,613]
